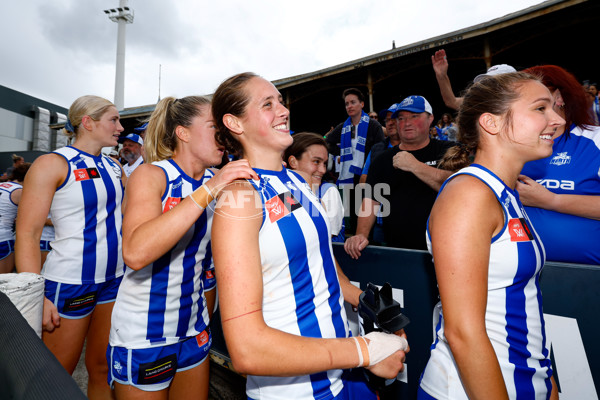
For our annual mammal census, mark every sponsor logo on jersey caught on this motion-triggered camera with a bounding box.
[550,152,571,166]
[196,329,210,347]
[74,167,100,181]
[205,270,214,280]
[163,197,181,213]
[508,218,534,242]
[536,179,575,190]
[172,181,183,190]
[64,291,98,311]
[137,354,177,384]
[265,191,302,223]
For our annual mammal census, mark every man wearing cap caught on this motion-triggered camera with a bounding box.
[360,103,401,183]
[118,133,144,177]
[431,48,517,110]
[345,95,457,257]
[134,122,148,140]
[326,87,384,233]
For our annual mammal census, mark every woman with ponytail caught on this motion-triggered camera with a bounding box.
[107,96,256,399]
[419,72,563,400]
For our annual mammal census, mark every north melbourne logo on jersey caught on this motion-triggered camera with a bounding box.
[550,152,571,166]
[74,167,100,181]
[265,191,302,223]
[508,218,534,242]
[113,361,123,375]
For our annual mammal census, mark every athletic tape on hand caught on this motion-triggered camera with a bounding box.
[363,331,408,366]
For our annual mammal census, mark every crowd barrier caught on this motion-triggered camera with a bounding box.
[212,244,600,399]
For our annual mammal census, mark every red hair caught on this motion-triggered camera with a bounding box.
[522,65,593,130]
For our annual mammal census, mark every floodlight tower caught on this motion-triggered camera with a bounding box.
[104,1,134,111]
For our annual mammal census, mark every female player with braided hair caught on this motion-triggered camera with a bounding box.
[419,72,562,399]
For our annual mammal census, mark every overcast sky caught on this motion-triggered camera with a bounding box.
[1,0,544,110]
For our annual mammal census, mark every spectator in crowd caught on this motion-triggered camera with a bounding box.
[345,95,456,258]
[592,82,600,125]
[431,48,516,111]
[359,103,401,245]
[0,162,30,273]
[16,95,126,399]
[419,71,561,400]
[210,72,407,400]
[583,80,599,124]
[284,132,345,242]
[133,121,148,140]
[118,133,144,177]
[517,65,600,265]
[368,111,379,121]
[107,96,256,399]
[0,154,25,182]
[429,125,439,139]
[326,88,384,233]
[133,122,149,161]
[435,113,457,141]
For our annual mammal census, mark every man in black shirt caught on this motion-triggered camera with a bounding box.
[344,95,457,257]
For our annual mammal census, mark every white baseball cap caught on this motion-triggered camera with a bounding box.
[473,64,517,83]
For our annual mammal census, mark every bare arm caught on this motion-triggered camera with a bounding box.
[344,197,378,259]
[122,160,258,270]
[517,174,600,220]
[431,49,463,111]
[212,183,405,377]
[15,154,67,332]
[393,151,453,191]
[15,154,65,274]
[429,175,508,400]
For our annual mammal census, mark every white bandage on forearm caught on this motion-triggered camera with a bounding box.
[363,331,409,366]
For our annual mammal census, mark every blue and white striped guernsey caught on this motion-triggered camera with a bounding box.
[42,146,124,285]
[0,182,22,242]
[246,168,350,400]
[420,164,553,400]
[109,159,216,349]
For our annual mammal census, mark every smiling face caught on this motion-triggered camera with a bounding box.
[237,77,292,155]
[289,144,328,186]
[91,106,123,147]
[503,80,565,161]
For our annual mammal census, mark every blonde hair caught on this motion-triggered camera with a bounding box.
[144,96,211,163]
[64,95,115,138]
